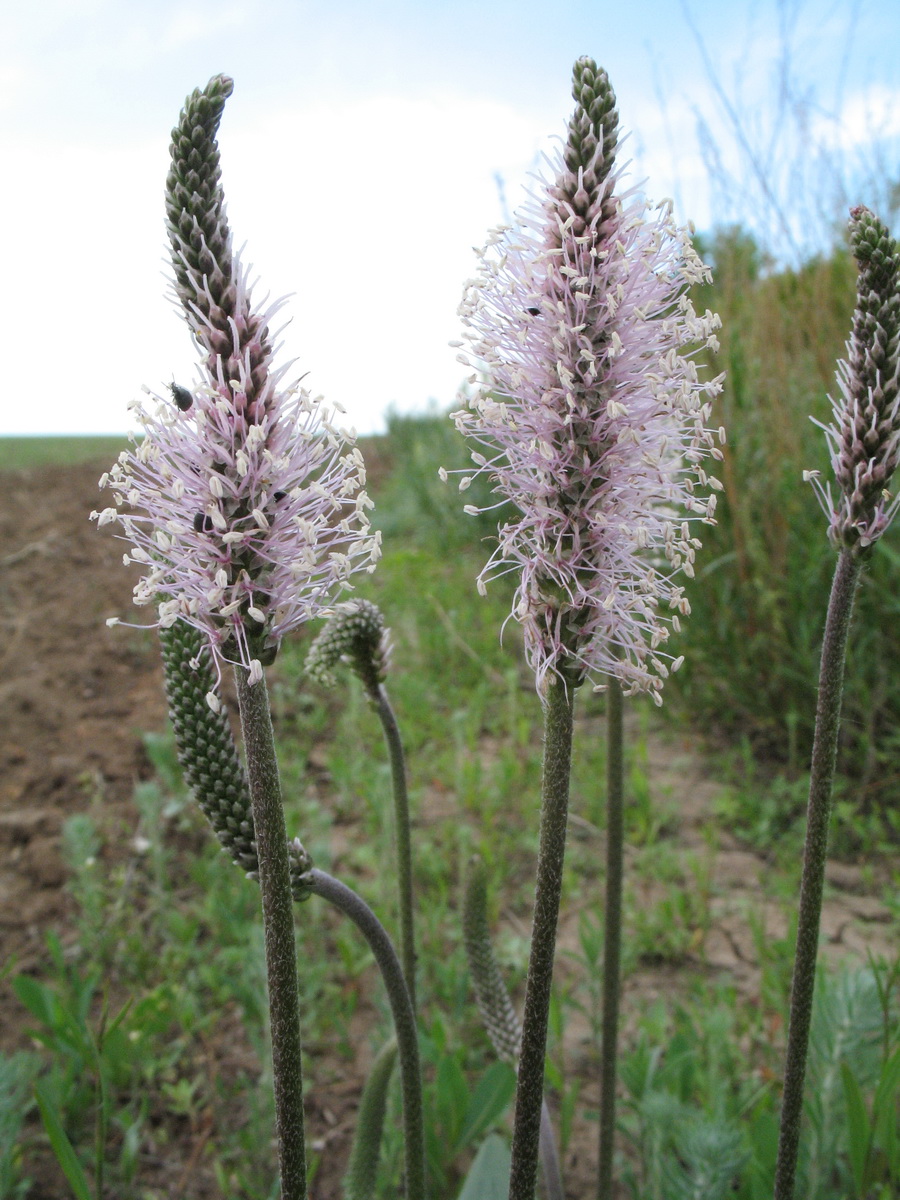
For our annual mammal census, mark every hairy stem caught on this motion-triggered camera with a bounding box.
[235,667,307,1200]
[774,548,862,1200]
[597,679,624,1200]
[304,868,425,1200]
[375,683,417,1012]
[539,1099,564,1200]
[509,679,576,1200]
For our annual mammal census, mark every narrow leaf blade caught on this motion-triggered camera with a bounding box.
[34,1080,93,1200]
[840,1060,871,1195]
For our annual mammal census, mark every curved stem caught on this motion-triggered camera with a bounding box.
[597,679,624,1200]
[305,867,426,1200]
[235,667,307,1200]
[774,549,862,1200]
[375,683,417,1012]
[508,679,576,1200]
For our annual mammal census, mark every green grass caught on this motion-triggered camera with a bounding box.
[678,228,900,802]
[5,403,898,1199]
[0,436,130,471]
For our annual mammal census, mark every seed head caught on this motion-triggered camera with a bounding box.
[806,206,900,552]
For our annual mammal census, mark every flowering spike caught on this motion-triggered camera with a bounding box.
[95,81,381,679]
[808,206,900,551]
[343,1039,399,1200]
[167,80,236,341]
[462,857,522,1064]
[551,57,619,241]
[452,57,723,700]
[306,600,390,698]
[165,75,277,412]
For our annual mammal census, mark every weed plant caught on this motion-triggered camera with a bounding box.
[8,414,897,1198]
[674,226,900,809]
[8,59,900,1200]
[615,961,900,1200]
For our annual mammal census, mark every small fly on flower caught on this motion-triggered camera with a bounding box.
[170,382,194,411]
[193,512,216,534]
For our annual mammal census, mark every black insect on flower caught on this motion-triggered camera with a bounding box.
[170,382,194,411]
[193,512,216,534]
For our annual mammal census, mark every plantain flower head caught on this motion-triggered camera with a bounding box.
[805,205,900,553]
[450,57,724,702]
[305,599,391,697]
[93,76,380,684]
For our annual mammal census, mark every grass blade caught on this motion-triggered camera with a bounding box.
[34,1079,93,1200]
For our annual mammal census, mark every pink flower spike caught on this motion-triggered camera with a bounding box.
[451,58,724,702]
[93,77,380,682]
[96,367,380,682]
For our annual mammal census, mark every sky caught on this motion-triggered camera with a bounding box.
[1,0,898,437]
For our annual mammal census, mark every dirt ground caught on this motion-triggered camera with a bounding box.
[0,462,167,972]
[0,460,896,1198]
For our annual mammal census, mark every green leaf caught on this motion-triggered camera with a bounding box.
[34,1080,93,1200]
[457,1133,510,1200]
[13,974,93,1063]
[436,1055,469,1147]
[841,1060,872,1195]
[13,976,58,1028]
[747,1109,779,1200]
[103,996,134,1041]
[873,1046,900,1169]
[455,1061,516,1151]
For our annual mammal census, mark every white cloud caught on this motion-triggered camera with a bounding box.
[0,132,192,434]
[0,92,547,435]
[810,85,900,151]
[209,92,550,433]
[0,63,27,113]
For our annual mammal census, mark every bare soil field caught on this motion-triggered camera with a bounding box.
[0,462,166,982]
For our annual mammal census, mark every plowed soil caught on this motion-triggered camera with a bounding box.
[0,462,166,972]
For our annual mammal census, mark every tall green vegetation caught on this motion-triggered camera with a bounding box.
[372,282,900,814]
[677,226,900,806]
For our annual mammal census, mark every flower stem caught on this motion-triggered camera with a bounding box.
[509,678,576,1200]
[774,548,862,1200]
[375,683,417,1012]
[539,1098,565,1200]
[597,679,624,1200]
[304,867,426,1200]
[235,666,307,1200]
